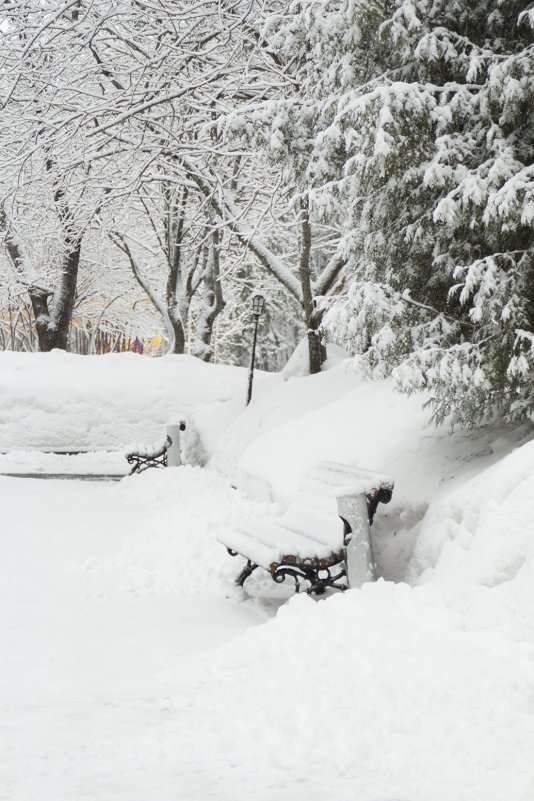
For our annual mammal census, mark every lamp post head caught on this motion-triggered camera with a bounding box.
[252,293,265,317]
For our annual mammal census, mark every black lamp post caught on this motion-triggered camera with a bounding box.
[246,293,265,405]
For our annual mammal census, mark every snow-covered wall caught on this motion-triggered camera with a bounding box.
[0,351,273,452]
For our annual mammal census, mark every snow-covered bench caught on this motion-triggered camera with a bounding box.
[123,435,173,474]
[123,420,187,474]
[219,462,394,595]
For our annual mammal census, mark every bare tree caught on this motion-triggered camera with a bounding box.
[0,1,346,367]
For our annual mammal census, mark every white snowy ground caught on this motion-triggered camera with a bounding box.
[0,469,270,801]
[2,352,534,799]
[2,462,534,801]
[0,450,127,476]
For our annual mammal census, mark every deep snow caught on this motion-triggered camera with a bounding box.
[2,465,534,801]
[0,350,273,453]
[1,352,534,800]
[0,470,268,801]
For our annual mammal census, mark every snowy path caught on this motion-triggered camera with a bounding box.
[0,472,266,801]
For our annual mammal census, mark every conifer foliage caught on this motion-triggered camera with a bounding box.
[275,0,534,424]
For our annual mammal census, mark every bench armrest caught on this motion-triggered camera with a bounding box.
[337,493,376,588]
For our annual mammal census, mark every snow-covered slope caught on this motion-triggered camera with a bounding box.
[410,438,534,595]
[218,369,526,508]
[211,363,531,580]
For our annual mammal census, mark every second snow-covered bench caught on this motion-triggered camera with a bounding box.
[123,435,172,474]
[219,461,393,595]
[123,420,187,474]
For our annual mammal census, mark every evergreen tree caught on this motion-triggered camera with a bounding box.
[275,0,534,424]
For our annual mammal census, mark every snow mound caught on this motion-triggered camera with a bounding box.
[105,466,269,597]
[281,338,349,379]
[172,580,534,801]
[211,361,360,481]
[164,446,534,800]
[0,351,274,452]
[410,438,534,598]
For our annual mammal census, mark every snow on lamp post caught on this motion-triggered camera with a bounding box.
[246,293,265,405]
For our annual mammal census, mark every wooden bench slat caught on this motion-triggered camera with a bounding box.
[301,464,392,497]
[222,518,338,567]
[221,527,280,569]
[278,507,341,549]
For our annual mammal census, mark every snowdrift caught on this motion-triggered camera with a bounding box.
[181,442,534,801]
[111,451,534,801]
[211,362,530,580]
[0,350,273,453]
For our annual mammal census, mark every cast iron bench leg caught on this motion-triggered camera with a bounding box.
[236,560,258,587]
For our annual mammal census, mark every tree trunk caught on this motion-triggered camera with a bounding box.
[299,194,325,374]
[48,238,82,350]
[168,314,186,354]
[30,239,82,351]
[194,229,225,361]
[28,287,55,351]
[165,185,189,354]
[2,205,81,351]
[114,233,176,349]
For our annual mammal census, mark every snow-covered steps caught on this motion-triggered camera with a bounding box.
[218,461,394,595]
